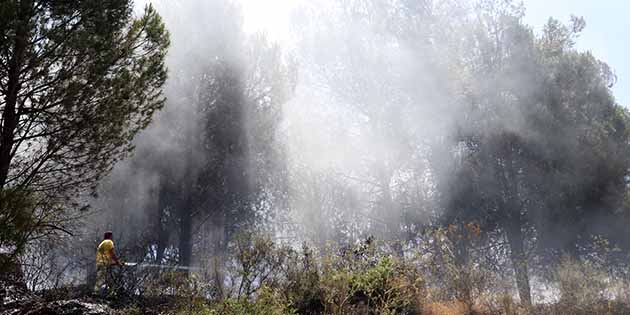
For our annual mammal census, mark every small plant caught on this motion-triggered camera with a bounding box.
[315,239,425,314]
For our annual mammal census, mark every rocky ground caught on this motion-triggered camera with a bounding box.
[1,286,113,315]
[0,269,114,315]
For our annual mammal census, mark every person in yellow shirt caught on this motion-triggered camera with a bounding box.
[94,231,121,295]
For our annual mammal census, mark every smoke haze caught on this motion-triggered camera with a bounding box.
[74,1,630,304]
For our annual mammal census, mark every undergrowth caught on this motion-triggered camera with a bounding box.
[110,234,630,315]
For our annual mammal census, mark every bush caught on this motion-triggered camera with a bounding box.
[422,225,501,311]
[298,239,426,315]
[113,234,630,315]
[554,255,609,314]
[209,286,296,315]
[0,189,36,265]
[215,236,426,314]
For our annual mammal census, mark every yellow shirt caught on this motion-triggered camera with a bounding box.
[96,239,115,267]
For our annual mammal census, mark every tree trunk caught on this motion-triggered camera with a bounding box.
[156,212,167,264]
[156,182,169,263]
[85,258,96,290]
[0,1,31,189]
[378,171,404,257]
[179,205,192,268]
[212,215,228,298]
[506,219,532,307]
[453,234,472,306]
[500,138,532,307]
[178,163,195,270]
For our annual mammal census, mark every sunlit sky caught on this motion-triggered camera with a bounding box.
[135,0,630,106]
[522,0,629,106]
[239,0,630,106]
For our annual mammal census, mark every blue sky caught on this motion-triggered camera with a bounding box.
[521,0,630,106]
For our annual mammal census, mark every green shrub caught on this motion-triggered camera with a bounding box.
[210,286,296,315]
[310,240,425,315]
[114,233,630,315]
[282,245,325,314]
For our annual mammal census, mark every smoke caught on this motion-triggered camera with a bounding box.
[79,0,627,271]
[86,0,248,246]
[278,0,472,241]
[13,1,623,304]
[93,0,531,243]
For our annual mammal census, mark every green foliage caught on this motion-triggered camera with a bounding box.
[347,257,424,315]
[0,188,35,265]
[161,235,428,315]
[280,240,426,315]
[8,1,630,314]
[110,234,630,315]
[0,1,169,256]
[225,234,291,299]
[210,287,297,315]
[436,0,630,305]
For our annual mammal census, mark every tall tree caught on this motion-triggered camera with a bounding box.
[533,17,630,260]
[291,0,454,249]
[451,2,630,305]
[0,1,169,259]
[191,36,295,266]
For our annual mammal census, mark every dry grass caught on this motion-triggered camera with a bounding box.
[423,301,469,315]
